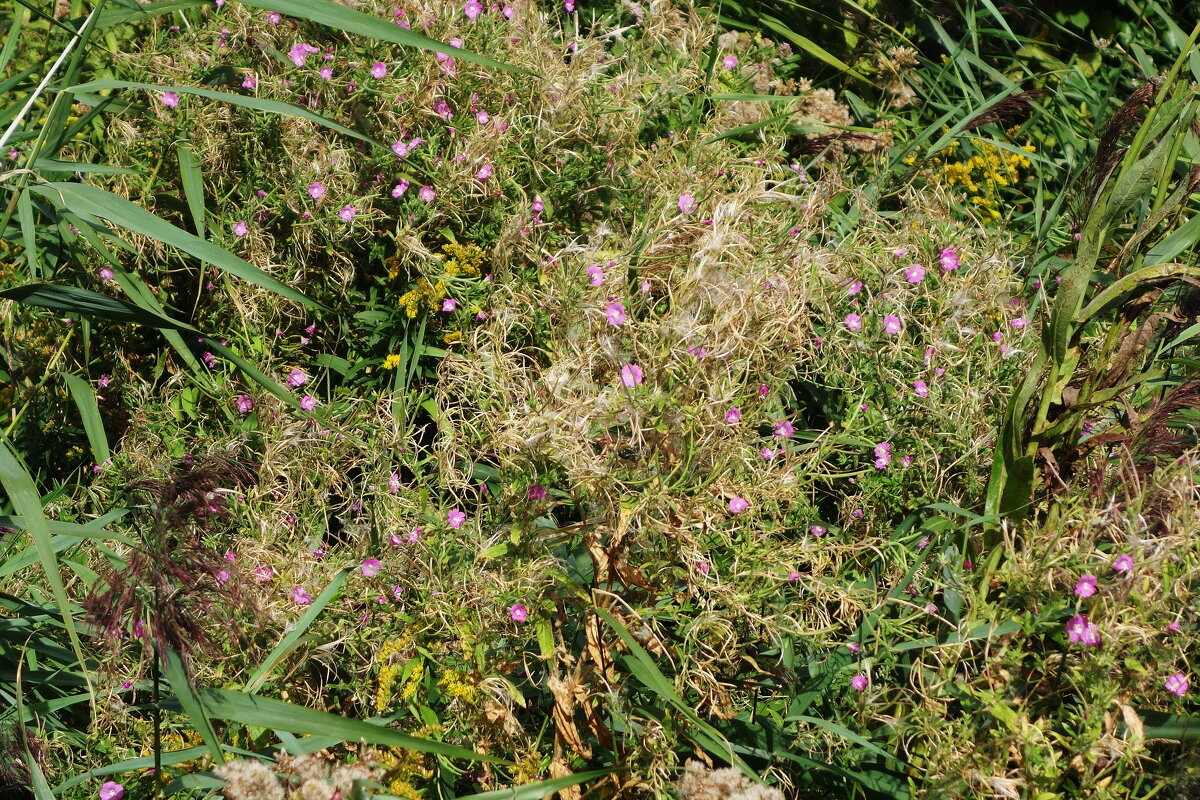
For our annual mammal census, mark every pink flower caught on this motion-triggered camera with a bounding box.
[97,374,110,389]
[1166,672,1190,696]
[338,205,357,222]
[913,380,929,398]
[232,221,248,237]
[760,448,777,460]
[787,570,800,581]
[528,484,548,500]
[287,369,307,387]
[1168,621,1181,633]
[392,585,404,600]
[307,182,325,199]
[620,363,643,387]
[1074,574,1097,598]
[725,407,741,424]
[677,194,697,214]
[242,74,258,89]
[695,559,710,575]
[509,604,528,622]
[215,570,230,587]
[476,164,493,180]
[850,674,868,692]
[442,298,457,313]
[234,395,253,413]
[161,91,180,108]
[98,266,115,282]
[773,420,794,438]
[388,472,401,494]
[419,185,436,202]
[722,54,738,69]
[844,313,862,332]
[288,43,319,67]
[587,264,604,286]
[370,61,388,78]
[448,508,466,528]
[100,782,125,800]
[476,110,490,125]
[893,246,907,257]
[267,11,281,23]
[292,586,313,605]
[1065,613,1101,646]
[728,496,749,514]
[465,0,483,17]
[319,66,333,79]
[846,280,863,296]
[361,558,382,577]
[1113,553,1134,573]
[846,642,859,653]
[1009,317,1029,328]
[873,441,892,469]
[254,564,274,582]
[810,525,826,536]
[883,314,902,335]
[904,263,925,283]
[604,301,626,326]
[299,395,317,411]
[939,246,960,271]
[392,181,410,198]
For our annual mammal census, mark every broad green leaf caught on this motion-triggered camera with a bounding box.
[244,569,350,694]
[0,283,198,330]
[30,183,324,310]
[62,373,109,464]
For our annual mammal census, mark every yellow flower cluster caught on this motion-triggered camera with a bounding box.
[372,746,431,799]
[438,668,479,704]
[921,135,1035,220]
[398,278,447,318]
[382,354,402,370]
[401,661,424,701]
[374,631,417,711]
[441,242,486,278]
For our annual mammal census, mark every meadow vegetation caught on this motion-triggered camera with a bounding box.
[2,1,1200,799]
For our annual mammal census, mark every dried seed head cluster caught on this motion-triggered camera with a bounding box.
[215,752,384,800]
[84,457,259,662]
[676,761,784,800]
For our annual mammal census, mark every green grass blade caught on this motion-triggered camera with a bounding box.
[70,80,384,151]
[30,183,325,311]
[16,190,38,277]
[593,606,755,778]
[244,568,350,694]
[0,434,93,704]
[184,689,508,763]
[786,715,900,765]
[61,372,109,464]
[163,647,226,765]
[0,283,199,330]
[176,142,206,238]
[235,0,524,74]
[0,4,26,74]
[453,770,614,800]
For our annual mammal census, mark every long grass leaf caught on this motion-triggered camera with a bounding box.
[236,0,523,73]
[0,435,92,704]
[70,80,383,151]
[244,568,350,693]
[30,183,325,311]
[61,373,109,464]
[453,770,614,800]
[163,648,226,765]
[176,142,206,238]
[183,689,508,763]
